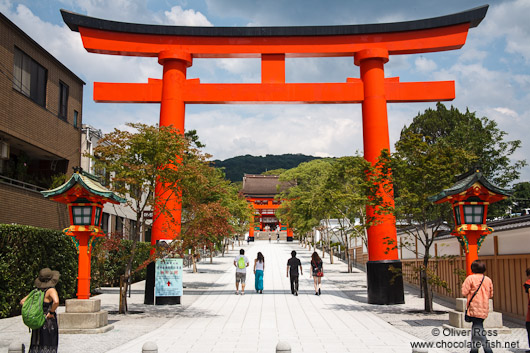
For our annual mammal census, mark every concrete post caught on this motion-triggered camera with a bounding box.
[276,341,291,352]
[8,342,25,353]
[142,341,158,353]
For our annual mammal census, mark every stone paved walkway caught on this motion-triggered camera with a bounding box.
[1,240,528,353]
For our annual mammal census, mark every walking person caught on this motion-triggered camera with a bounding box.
[234,249,249,295]
[462,260,494,353]
[286,250,302,296]
[254,252,265,294]
[524,267,530,353]
[20,268,60,353]
[310,251,323,295]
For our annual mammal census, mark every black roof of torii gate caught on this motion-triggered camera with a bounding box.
[61,5,488,37]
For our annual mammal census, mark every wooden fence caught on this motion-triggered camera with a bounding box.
[353,246,530,321]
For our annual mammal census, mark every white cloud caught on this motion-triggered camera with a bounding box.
[186,105,364,161]
[59,0,152,23]
[493,107,518,118]
[164,6,212,26]
[479,0,530,63]
[0,0,12,13]
[458,47,488,64]
[414,57,437,73]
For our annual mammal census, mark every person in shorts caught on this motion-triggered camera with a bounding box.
[234,249,249,295]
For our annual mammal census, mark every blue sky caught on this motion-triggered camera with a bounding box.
[2,0,530,182]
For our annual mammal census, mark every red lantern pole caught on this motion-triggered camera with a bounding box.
[76,232,92,299]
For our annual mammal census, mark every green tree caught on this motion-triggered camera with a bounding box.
[322,156,380,271]
[277,156,390,272]
[391,133,471,312]
[92,123,229,312]
[402,103,525,187]
[277,159,333,238]
[510,182,530,213]
[392,103,525,312]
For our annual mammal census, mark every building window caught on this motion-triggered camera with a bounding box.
[101,212,109,233]
[59,81,69,120]
[13,47,47,107]
[115,216,124,233]
[73,110,79,128]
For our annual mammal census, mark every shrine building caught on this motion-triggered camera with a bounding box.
[241,174,294,242]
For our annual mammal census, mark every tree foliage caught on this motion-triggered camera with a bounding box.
[391,103,526,311]
[402,103,525,187]
[277,156,391,272]
[92,124,250,312]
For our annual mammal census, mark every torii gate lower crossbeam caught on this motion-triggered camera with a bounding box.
[62,5,488,305]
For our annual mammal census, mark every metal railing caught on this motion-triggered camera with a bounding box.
[0,175,46,192]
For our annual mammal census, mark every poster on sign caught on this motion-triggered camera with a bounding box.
[155,258,183,297]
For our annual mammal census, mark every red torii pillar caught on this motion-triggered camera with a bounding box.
[152,51,192,241]
[61,5,488,304]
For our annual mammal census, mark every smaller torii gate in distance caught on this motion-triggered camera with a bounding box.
[62,5,488,305]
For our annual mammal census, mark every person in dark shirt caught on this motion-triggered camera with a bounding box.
[524,267,530,353]
[286,250,302,296]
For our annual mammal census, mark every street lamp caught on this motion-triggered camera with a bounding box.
[429,168,512,275]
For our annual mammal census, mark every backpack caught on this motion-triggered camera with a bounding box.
[237,256,246,269]
[22,289,45,330]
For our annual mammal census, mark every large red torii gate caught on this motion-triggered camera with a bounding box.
[62,5,488,304]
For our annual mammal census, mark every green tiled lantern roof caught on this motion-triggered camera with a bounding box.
[428,168,512,203]
[41,168,126,204]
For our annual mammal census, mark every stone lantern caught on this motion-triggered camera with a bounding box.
[429,168,512,276]
[42,167,125,333]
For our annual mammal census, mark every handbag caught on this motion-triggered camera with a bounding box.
[464,274,485,322]
[312,260,323,277]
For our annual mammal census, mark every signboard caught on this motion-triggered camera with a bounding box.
[143,210,154,219]
[155,258,183,297]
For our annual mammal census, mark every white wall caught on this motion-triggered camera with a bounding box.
[398,226,530,259]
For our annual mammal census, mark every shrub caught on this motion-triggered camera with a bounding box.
[90,237,151,290]
[0,224,77,318]
[0,224,151,319]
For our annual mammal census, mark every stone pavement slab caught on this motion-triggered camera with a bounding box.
[103,242,445,353]
[2,240,528,353]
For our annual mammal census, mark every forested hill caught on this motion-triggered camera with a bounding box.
[212,154,320,182]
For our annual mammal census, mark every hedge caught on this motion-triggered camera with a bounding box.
[0,224,151,319]
[0,224,77,319]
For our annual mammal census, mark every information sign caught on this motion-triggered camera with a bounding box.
[155,258,183,297]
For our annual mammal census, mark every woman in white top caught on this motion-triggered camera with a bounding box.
[254,252,265,294]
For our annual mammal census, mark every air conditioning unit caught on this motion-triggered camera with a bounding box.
[0,141,9,160]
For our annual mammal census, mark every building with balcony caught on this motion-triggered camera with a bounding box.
[0,12,84,230]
